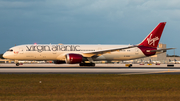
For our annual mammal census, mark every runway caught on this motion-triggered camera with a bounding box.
[1,64,180,74]
[0,63,179,67]
[1,68,180,74]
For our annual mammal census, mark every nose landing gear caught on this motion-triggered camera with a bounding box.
[16,63,20,66]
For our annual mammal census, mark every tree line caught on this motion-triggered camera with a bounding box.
[166,54,180,57]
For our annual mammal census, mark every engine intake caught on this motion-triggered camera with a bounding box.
[65,53,83,64]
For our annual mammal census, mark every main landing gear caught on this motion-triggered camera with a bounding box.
[79,57,95,66]
[79,63,95,66]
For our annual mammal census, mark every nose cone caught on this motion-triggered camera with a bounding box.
[2,52,12,59]
[2,53,8,59]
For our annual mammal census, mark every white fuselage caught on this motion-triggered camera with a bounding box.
[3,44,147,61]
[3,22,168,63]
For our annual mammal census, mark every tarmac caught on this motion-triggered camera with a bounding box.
[0,63,180,74]
[0,63,179,67]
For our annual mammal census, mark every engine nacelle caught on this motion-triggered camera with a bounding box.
[65,53,83,64]
[53,60,66,64]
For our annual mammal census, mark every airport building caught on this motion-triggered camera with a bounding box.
[0,59,13,63]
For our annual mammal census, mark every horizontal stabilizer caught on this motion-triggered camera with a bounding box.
[149,48,175,52]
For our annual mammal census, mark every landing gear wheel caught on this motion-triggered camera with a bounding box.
[91,63,95,66]
[79,63,95,66]
[128,64,132,68]
[80,63,84,66]
[16,63,19,66]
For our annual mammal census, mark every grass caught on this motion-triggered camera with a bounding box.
[0,74,180,101]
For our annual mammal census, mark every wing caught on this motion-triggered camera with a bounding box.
[81,45,139,57]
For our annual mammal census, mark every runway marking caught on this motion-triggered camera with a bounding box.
[142,69,180,74]
[120,69,180,75]
[161,70,180,73]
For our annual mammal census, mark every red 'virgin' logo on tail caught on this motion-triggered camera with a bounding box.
[147,34,159,46]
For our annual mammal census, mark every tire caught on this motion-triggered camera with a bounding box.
[79,63,95,66]
[128,64,132,68]
[79,63,84,66]
[91,63,95,66]
[16,63,19,66]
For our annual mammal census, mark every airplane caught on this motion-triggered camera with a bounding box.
[169,59,180,64]
[3,22,174,66]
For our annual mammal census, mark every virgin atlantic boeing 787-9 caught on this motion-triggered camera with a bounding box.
[3,22,173,66]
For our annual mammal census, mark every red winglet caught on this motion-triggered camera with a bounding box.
[138,22,166,48]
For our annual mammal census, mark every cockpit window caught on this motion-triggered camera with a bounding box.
[7,49,13,52]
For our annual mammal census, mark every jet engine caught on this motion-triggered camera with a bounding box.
[65,53,83,64]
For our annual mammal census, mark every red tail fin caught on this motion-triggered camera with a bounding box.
[138,22,166,48]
